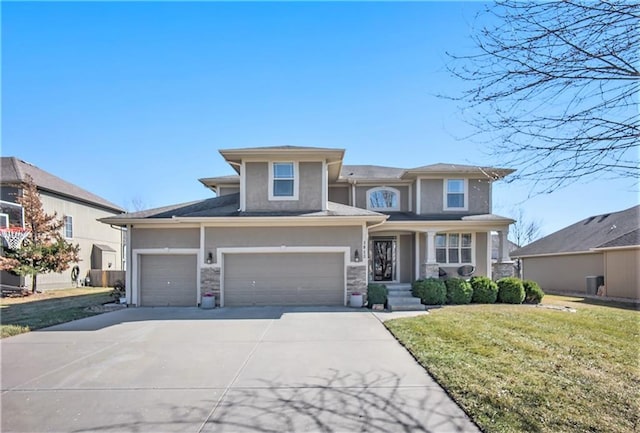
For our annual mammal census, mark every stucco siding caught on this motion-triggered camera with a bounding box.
[468,179,491,214]
[399,234,413,283]
[522,253,604,294]
[475,232,489,277]
[28,192,122,290]
[604,249,640,300]
[131,228,200,249]
[328,186,349,205]
[205,226,361,264]
[419,179,443,214]
[218,186,240,196]
[355,185,410,211]
[419,178,491,214]
[245,161,323,212]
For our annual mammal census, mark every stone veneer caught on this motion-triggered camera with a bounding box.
[347,265,367,303]
[492,262,516,280]
[420,263,440,279]
[200,267,221,306]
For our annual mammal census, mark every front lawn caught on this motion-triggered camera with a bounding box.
[385,295,640,433]
[1,287,113,338]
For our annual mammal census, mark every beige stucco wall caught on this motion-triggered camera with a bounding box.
[328,186,350,205]
[521,253,604,294]
[28,192,122,290]
[205,226,362,264]
[131,228,200,249]
[604,249,640,300]
[399,234,413,283]
[419,178,491,215]
[354,185,410,211]
[218,186,240,196]
[245,161,323,212]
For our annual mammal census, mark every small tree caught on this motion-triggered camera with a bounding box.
[2,176,80,293]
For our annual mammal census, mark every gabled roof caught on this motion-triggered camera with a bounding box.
[0,157,124,213]
[100,193,386,224]
[337,163,513,182]
[595,228,640,249]
[511,205,640,257]
[340,165,406,180]
[403,163,514,179]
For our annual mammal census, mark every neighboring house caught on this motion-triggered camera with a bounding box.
[510,205,639,300]
[101,146,515,307]
[0,157,125,290]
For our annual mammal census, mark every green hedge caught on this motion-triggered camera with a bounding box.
[470,276,498,304]
[497,277,525,304]
[367,283,388,307]
[523,280,545,304]
[411,278,446,305]
[445,278,473,304]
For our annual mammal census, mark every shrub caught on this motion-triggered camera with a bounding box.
[445,278,473,304]
[497,277,525,304]
[110,279,126,302]
[470,276,498,304]
[367,283,388,307]
[411,278,446,305]
[523,280,545,304]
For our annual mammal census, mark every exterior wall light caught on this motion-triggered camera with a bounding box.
[207,252,213,264]
[354,249,360,262]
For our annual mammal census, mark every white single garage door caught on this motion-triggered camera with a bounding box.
[140,254,197,306]
[223,252,344,306]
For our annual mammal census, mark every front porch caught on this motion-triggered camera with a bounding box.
[367,224,515,284]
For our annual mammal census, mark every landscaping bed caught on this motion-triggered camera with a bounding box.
[385,295,640,433]
[0,287,113,338]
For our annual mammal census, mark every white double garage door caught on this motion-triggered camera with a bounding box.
[139,252,345,307]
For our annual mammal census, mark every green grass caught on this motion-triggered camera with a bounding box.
[0,287,113,338]
[385,295,640,433]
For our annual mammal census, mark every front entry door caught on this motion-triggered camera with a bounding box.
[373,239,396,281]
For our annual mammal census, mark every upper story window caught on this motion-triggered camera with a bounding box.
[0,213,8,228]
[367,187,400,211]
[444,179,468,210]
[436,233,473,264]
[269,162,298,200]
[63,215,73,238]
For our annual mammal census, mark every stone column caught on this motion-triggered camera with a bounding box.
[200,267,221,306]
[347,265,367,304]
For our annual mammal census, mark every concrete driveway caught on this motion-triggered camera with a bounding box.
[1,307,479,433]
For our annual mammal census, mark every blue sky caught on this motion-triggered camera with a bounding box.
[2,1,638,238]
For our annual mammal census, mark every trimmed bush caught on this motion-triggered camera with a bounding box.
[445,278,473,304]
[470,276,498,304]
[411,278,446,305]
[523,280,545,304]
[367,283,388,307]
[497,277,525,304]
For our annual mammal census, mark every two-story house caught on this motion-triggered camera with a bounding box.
[101,146,515,307]
[1,157,125,290]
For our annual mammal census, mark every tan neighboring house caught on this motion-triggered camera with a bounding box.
[0,157,125,290]
[101,146,515,308]
[510,205,639,301]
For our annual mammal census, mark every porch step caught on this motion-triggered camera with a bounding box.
[386,283,412,292]
[386,295,425,312]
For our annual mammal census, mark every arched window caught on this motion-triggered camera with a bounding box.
[367,187,400,211]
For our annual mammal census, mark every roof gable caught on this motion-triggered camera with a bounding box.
[0,157,124,212]
[511,205,639,257]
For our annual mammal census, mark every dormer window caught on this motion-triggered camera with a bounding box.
[269,162,298,200]
[367,187,400,211]
[444,179,468,210]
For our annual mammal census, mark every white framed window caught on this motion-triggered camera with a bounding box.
[268,162,298,200]
[435,233,473,264]
[367,187,400,211]
[63,215,73,238]
[444,179,468,210]
[0,213,8,228]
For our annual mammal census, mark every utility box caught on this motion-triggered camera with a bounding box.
[586,276,604,295]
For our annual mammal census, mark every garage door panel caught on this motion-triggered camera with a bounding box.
[140,255,197,307]
[224,253,344,307]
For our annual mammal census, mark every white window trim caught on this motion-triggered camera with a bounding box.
[435,232,475,265]
[443,178,468,211]
[268,161,299,201]
[63,215,74,239]
[0,213,9,228]
[366,186,401,211]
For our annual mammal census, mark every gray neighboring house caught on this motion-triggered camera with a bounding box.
[0,157,125,290]
[511,205,639,300]
[101,146,516,307]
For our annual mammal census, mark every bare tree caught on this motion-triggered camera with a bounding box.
[448,0,639,193]
[509,208,542,248]
[123,196,147,212]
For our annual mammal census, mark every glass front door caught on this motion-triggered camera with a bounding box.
[372,239,396,281]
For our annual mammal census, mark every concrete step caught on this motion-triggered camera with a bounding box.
[387,295,425,312]
[388,304,427,312]
[387,290,413,297]
[386,284,412,291]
